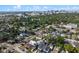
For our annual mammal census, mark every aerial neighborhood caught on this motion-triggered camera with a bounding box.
[0,10,79,53]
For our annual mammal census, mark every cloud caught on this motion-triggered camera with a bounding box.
[43,6,48,9]
[13,5,21,11]
[6,9,10,11]
[43,6,49,11]
[71,7,79,10]
[30,6,49,11]
[5,5,21,11]
[57,6,79,11]
[32,6,40,11]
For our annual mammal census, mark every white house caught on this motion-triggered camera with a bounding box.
[63,23,77,29]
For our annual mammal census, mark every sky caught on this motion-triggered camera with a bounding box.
[0,5,79,11]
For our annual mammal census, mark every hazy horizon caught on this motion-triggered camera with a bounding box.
[0,5,79,11]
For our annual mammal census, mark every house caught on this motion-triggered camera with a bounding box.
[63,23,77,29]
[60,34,65,37]
[29,40,37,46]
[64,38,79,47]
